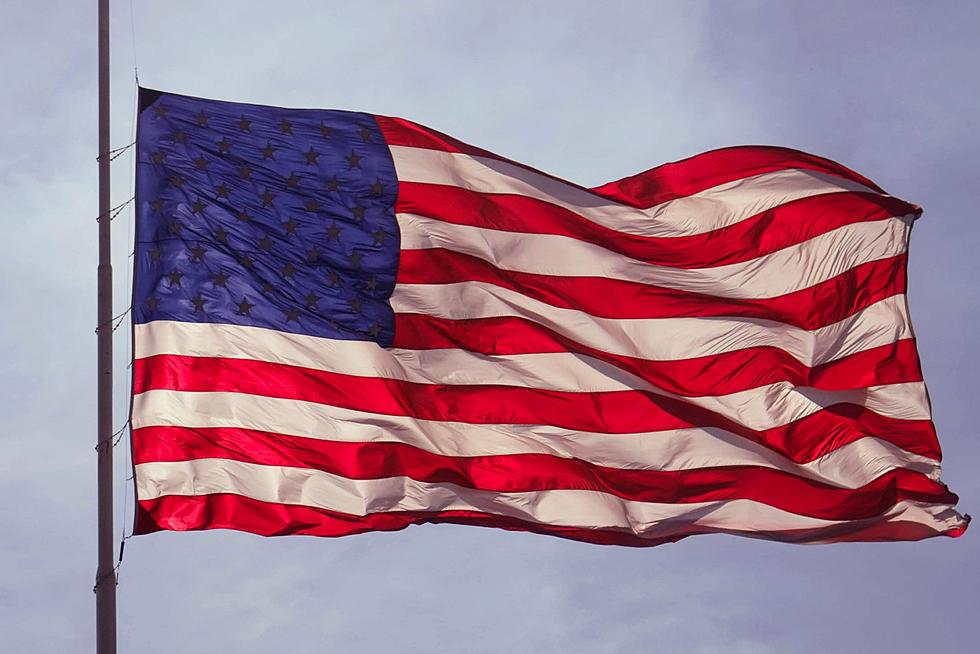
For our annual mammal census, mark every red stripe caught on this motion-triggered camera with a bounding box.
[377,115,889,204]
[133,425,955,521]
[135,494,680,545]
[135,494,966,544]
[133,354,941,463]
[397,184,914,269]
[590,146,887,207]
[393,310,923,396]
[377,115,505,161]
[396,249,907,330]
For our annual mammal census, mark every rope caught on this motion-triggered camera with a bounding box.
[94,307,131,335]
[129,0,140,85]
[97,0,143,598]
[96,141,135,162]
[94,419,131,453]
[112,419,131,448]
[96,196,135,223]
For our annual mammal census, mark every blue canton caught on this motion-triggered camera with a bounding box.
[133,88,400,346]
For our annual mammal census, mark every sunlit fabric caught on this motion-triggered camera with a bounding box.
[131,88,967,546]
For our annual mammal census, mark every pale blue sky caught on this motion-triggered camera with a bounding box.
[1,2,977,652]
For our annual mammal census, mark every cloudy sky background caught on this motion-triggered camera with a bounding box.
[1,1,977,652]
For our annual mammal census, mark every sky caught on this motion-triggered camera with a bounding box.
[1,1,978,652]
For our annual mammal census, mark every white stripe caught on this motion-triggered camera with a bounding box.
[137,293,910,372]
[134,319,929,428]
[390,145,882,238]
[132,389,941,489]
[397,213,912,299]
[134,459,965,539]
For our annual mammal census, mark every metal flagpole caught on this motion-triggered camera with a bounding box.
[96,0,117,652]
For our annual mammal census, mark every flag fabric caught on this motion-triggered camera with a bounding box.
[131,88,967,546]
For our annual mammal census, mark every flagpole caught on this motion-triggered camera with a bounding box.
[96,0,117,652]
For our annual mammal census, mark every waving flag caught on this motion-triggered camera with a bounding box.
[131,88,967,546]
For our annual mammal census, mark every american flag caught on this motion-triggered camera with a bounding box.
[131,88,967,546]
